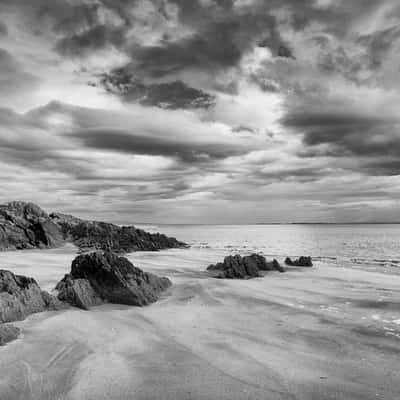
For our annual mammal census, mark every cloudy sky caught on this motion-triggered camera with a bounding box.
[1,0,400,223]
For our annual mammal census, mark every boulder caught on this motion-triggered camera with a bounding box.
[55,275,104,310]
[0,324,20,346]
[285,256,313,267]
[207,254,284,279]
[56,252,172,308]
[0,269,65,323]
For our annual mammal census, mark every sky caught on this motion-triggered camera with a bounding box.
[1,0,400,224]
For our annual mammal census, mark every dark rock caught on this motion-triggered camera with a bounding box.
[0,201,187,252]
[55,275,104,310]
[56,251,172,308]
[0,324,20,345]
[50,212,187,253]
[0,269,65,324]
[207,254,284,279]
[265,259,285,273]
[285,256,313,267]
[0,202,64,250]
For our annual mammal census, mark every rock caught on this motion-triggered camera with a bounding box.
[0,202,64,250]
[56,252,172,308]
[285,256,313,267]
[0,269,65,324]
[0,201,187,252]
[55,275,104,310]
[265,259,285,273]
[51,213,187,253]
[0,324,20,345]
[207,254,284,279]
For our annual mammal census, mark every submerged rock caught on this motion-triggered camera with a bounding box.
[207,254,284,279]
[0,269,65,323]
[0,201,187,252]
[56,251,172,309]
[0,324,20,346]
[285,256,313,267]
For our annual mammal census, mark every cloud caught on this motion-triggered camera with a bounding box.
[70,128,248,162]
[282,103,400,159]
[55,25,126,57]
[0,21,7,35]
[0,49,40,95]
[101,69,215,109]
[2,0,400,222]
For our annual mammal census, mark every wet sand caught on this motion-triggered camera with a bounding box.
[1,248,400,399]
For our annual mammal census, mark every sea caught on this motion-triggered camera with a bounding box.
[139,223,400,271]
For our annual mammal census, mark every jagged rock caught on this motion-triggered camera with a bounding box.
[0,324,20,345]
[56,252,172,308]
[0,201,187,252]
[0,269,65,324]
[264,259,285,273]
[207,254,284,279]
[51,212,187,252]
[0,202,64,250]
[55,275,104,310]
[285,256,313,267]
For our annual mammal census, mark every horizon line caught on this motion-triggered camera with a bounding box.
[133,222,400,226]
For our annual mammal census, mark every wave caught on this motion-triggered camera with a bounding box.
[350,257,400,268]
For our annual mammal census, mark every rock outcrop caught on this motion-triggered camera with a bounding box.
[0,270,65,324]
[207,254,284,279]
[0,324,20,346]
[0,269,65,345]
[0,201,186,252]
[285,256,313,267]
[56,252,172,309]
[51,212,186,253]
[0,202,64,250]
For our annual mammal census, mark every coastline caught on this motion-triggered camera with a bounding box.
[1,247,400,399]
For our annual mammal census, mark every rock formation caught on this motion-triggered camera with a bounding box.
[51,212,186,253]
[0,269,65,345]
[0,270,65,323]
[0,202,64,250]
[0,324,20,346]
[55,275,104,310]
[285,256,313,267]
[207,254,284,279]
[0,201,186,252]
[56,251,172,309]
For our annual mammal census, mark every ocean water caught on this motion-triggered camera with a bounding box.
[139,224,400,271]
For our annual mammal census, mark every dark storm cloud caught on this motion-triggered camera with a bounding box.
[70,129,248,163]
[55,25,126,57]
[361,160,400,177]
[125,9,284,78]
[101,69,215,109]
[0,0,133,56]
[283,110,400,158]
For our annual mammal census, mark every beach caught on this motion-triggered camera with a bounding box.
[1,241,400,400]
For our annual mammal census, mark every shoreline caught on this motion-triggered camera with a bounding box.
[1,247,400,399]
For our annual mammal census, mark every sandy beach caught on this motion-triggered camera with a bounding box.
[1,247,399,400]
